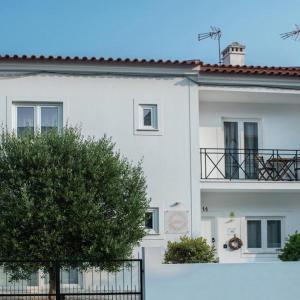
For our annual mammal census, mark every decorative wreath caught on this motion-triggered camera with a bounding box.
[228,235,243,250]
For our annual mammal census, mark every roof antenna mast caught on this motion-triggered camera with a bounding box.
[198,26,222,64]
[280,24,300,41]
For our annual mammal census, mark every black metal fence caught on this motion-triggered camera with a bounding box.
[0,259,144,300]
[200,148,300,181]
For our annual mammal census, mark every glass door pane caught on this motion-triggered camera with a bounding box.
[224,122,239,179]
[267,220,281,248]
[247,220,262,248]
[244,122,258,179]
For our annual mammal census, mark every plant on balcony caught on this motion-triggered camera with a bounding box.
[164,236,217,264]
[279,232,300,261]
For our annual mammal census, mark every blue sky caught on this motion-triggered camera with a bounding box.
[1,0,300,66]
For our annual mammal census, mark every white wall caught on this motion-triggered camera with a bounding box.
[144,247,300,300]
[199,100,300,150]
[0,72,200,248]
[202,191,300,263]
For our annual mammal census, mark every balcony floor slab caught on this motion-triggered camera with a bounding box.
[200,180,300,192]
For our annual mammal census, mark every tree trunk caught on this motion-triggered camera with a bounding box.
[48,267,56,300]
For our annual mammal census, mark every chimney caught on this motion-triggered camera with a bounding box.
[221,42,246,66]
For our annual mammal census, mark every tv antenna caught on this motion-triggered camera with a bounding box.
[198,26,222,64]
[280,24,300,41]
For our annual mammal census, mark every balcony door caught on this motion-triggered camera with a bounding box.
[224,120,259,179]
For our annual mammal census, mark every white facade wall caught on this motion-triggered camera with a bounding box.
[199,100,300,150]
[0,70,200,250]
[199,87,300,263]
[2,65,300,264]
[202,192,300,263]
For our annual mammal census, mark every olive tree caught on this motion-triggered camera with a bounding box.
[0,128,149,295]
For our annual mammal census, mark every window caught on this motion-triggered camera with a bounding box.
[139,104,158,130]
[41,106,60,133]
[17,107,34,136]
[61,268,79,285]
[44,268,80,285]
[246,217,283,253]
[145,208,159,234]
[247,220,262,248]
[134,100,163,136]
[27,272,39,287]
[14,103,62,136]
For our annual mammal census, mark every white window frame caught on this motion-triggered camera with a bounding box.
[133,99,163,136]
[138,104,158,130]
[34,269,81,290]
[145,208,159,235]
[222,118,262,150]
[12,103,63,135]
[245,216,284,254]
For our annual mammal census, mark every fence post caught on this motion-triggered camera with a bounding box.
[296,150,298,181]
[55,261,61,300]
[141,248,146,300]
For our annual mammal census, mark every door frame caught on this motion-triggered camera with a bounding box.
[223,118,262,148]
[201,216,218,252]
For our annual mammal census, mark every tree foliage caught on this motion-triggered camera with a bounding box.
[0,128,149,287]
[279,232,300,261]
[164,236,217,264]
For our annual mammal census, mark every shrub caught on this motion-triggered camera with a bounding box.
[164,236,216,264]
[279,232,300,261]
[0,128,149,293]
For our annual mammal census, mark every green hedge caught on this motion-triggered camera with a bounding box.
[164,236,217,264]
[279,232,300,261]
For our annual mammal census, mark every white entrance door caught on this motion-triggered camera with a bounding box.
[201,217,216,247]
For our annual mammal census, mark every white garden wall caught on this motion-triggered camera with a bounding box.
[144,247,300,300]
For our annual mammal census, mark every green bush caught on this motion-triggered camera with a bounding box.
[164,236,217,264]
[279,232,300,261]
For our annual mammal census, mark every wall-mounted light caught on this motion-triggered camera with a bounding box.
[170,202,181,207]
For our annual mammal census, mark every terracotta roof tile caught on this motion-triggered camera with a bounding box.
[0,54,202,67]
[1,54,300,77]
[200,63,300,77]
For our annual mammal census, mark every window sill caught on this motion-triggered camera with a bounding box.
[134,128,163,136]
[146,232,160,236]
[144,233,164,240]
[136,128,159,132]
[243,250,280,255]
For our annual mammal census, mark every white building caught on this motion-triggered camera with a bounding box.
[1,45,300,265]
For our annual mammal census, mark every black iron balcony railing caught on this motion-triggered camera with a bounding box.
[200,148,300,181]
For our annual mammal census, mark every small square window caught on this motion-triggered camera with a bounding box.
[145,208,159,234]
[139,105,158,130]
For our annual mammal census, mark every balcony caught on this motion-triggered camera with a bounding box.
[200,148,300,181]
